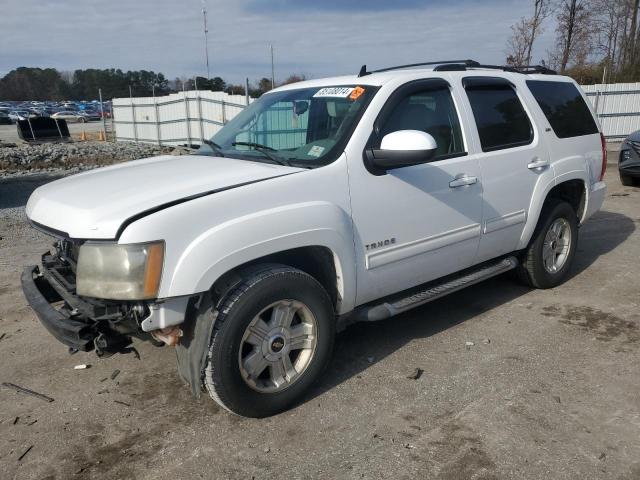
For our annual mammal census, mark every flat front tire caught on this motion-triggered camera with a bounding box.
[518,200,578,289]
[203,264,335,417]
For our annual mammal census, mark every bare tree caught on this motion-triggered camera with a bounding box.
[553,0,594,72]
[506,0,552,66]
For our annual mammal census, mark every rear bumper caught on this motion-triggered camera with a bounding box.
[21,266,95,351]
[582,181,606,223]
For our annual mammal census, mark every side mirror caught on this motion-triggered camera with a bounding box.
[368,130,437,171]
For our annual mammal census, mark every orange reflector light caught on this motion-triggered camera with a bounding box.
[349,86,365,101]
[143,242,164,298]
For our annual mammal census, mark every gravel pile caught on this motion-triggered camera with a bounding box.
[0,141,176,174]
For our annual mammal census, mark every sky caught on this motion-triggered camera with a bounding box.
[0,0,557,84]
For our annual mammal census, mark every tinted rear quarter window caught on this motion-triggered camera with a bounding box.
[526,80,598,138]
[464,81,533,152]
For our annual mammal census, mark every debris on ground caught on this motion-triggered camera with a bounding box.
[0,333,5,341]
[110,369,121,380]
[1,382,54,403]
[17,445,33,461]
[482,338,491,344]
[465,341,475,348]
[610,193,629,197]
[13,416,19,425]
[553,395,562,404]
[113,400,131,407]
[599,452,606,460]
[73,364,90,370]
[407,368,424,380]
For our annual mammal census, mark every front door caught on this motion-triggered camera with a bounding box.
[347,79,483,306]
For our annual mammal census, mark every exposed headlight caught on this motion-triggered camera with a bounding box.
[76,241,164,300]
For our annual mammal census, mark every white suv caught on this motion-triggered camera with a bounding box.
[22,60,607,417]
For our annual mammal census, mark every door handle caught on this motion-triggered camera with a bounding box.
[449,175,478,188]
[527,157,549,170]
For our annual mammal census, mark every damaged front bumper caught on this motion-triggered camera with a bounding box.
[21,251,195,355]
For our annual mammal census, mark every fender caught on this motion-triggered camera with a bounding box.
[170,201,356,314]
[517,165,588,250]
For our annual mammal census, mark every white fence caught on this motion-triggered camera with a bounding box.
[113,82,640,146]
[583,82,640,141]
[112,90,252,146]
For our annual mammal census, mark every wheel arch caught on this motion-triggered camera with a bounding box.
[210,245,345,314]
[518,174,587,250]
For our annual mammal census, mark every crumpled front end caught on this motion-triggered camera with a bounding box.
[21,238,196,356]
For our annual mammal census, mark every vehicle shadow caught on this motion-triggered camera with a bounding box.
[304,209,636,405]
[0,174,62,210]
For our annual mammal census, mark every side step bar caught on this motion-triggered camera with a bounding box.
[348,256,518,325]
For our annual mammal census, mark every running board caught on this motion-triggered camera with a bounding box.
[349,256,518,325]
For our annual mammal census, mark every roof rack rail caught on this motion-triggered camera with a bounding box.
[358,60,480,77]
[357,60,557,77]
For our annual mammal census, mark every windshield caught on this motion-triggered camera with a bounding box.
[197,85,378,167]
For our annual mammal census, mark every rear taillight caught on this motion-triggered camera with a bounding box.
[600,132,607,181]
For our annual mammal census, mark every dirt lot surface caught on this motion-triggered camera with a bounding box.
[0,157,638,480]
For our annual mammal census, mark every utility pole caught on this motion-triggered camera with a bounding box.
[202,0,211,79]
[270,44,275,90]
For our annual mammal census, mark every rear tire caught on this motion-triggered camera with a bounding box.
[517,200,578,289]
[619,172,635,187]
[203,264,335,417]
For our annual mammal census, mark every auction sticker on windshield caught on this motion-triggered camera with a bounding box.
[313,87,354,98]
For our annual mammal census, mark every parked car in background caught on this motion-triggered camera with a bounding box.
[82,110,102,121]
[51,111,88,123]
[8,110,36,123]
[0,111,11,125]
[619,131,640,186]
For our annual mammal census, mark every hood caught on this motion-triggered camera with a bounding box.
[26,154,302,239]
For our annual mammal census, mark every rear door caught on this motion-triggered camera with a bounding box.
[460,76,553,263]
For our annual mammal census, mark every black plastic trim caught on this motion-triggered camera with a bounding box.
[21,266,95,351]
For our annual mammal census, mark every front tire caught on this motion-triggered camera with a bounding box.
[518,200,578,289]
[204,264,335,417]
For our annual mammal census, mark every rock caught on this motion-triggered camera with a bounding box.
[407,368,424,380]
[482,338,491,344]
[553,395,561,404]
[465,341,475,348]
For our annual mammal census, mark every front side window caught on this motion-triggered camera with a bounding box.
[200,85,378,168]
[377,85,465,158]
[465,80,533,152]
[526,80,598,139]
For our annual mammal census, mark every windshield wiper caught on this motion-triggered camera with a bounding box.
[232,141,291,166]
[201,138,225,157]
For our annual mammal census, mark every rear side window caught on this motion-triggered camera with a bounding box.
[464,80,533,152]
[526,80,598,138]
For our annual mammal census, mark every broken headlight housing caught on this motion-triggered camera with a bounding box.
[76,241,164,300]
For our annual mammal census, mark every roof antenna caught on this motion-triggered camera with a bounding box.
[358,65,370,77]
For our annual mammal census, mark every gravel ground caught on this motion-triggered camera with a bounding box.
[0,153,639,480]
[0,141,175,174]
